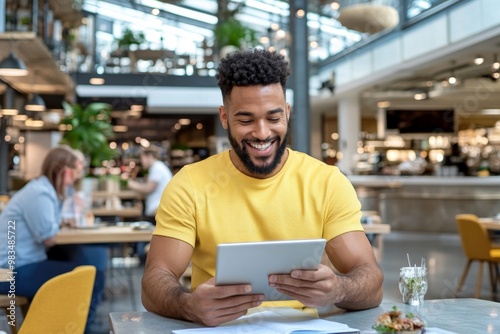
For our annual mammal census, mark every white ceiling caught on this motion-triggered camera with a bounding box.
[312,32,500,117]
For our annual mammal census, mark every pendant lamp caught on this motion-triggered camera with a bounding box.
[0,52,28,76]
[25,94,46,112]
[25,71,46,112]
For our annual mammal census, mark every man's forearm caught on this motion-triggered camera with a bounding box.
[334,262,383,310]
[129,180,157,195]
[142,266,192,320]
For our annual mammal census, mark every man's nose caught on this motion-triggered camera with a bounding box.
[252,120,272,140]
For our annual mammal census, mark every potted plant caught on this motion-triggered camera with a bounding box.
[116,28,146,50]
[214,19,257,52]
[20,16,31,30]
[59,101,118,168]
[214,1,258,57]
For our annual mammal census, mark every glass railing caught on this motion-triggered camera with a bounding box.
[2,0,460,77]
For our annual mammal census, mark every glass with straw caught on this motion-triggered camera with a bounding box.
[399,255,428,306]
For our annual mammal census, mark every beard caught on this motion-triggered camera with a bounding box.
[227,124,289,176]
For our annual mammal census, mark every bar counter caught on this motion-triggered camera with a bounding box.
[348,175,500,233]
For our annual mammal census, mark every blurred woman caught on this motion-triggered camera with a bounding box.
[0,145,106,333]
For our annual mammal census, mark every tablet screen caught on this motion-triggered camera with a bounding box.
[215,239,326,301]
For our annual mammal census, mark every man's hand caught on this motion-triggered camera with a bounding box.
[267,231,384,311]
[186,278,264,326]
[127,179,139,189]
[268,264,341,307]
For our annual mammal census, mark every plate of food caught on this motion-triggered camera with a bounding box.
[373,306,425,333]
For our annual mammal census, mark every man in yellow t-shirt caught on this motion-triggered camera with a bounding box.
[142,49,383,326]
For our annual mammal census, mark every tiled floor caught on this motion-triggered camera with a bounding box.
[88,231,499,333]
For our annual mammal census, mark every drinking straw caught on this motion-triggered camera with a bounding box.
[407,253,411,267]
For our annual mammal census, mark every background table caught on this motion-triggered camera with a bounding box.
[91,206,143,221]
[55,225,388,244]
[55,226,153,244]
[109,298,498,333]
[479,217,500,231]
[363,223,390,262]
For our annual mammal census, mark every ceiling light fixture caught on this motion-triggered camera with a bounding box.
[493,54,500,70]
[448,75,457,85]
[0,108,18,116]
[414,92,427,100]
[13,109,28,121]
[447,61,457,85]
[113,125,128,132]
[58,124,71,131]
[25,119,44,127]
[25,94,46,112]
[0,51,28,76]
[473,56,484,65]
[377,101,391,108]
[89,77,105,85]
[25,71,46,112]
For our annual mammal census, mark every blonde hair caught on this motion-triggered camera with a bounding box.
[40,145,81,198]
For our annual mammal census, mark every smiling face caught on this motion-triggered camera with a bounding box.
[219,83,291,179]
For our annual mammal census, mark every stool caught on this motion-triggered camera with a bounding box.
[0,269,29,334]
[0,294,29,334]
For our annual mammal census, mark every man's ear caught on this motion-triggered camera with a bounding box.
[286,103,291,122]
[219,105,228,129]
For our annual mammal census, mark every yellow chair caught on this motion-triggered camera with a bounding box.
[455,214,500,298]
[18,265,96,334]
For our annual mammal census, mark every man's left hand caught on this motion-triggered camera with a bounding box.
[268,264,342,307]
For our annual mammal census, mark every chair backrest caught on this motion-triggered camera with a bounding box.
[18,265,96,334]
[455,214,493,260]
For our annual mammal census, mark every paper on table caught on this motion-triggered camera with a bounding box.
[172,308,360,334]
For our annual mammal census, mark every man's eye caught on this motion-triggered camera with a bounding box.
[269,118,280,122]
[239,120,252,124]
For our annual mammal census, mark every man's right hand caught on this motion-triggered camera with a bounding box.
[185,278,264,326]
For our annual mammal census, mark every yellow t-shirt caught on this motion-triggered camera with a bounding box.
[154,148,363,301]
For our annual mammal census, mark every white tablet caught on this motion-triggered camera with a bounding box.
[215,239,326,301]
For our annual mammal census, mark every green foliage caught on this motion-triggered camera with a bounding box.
[20,17,31,26]
[214,18,257,50]
[171,143,190,150]
[212,1,258,52]
[60,101,118,167]
[116,28,146,49]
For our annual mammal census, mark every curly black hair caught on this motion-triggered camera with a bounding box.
[216,48,291,102]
